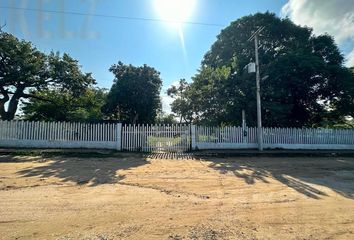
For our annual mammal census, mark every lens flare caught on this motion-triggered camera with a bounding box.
[154,0,197,24]
[154,0,196,60]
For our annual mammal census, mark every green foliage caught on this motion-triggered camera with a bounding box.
[103,61,162,124]
[176,12,354,127]
[190,67,233,125]
[21,88,107,122]
[167,79,196,123]
[0,32,95,120]
[155,112,178,124]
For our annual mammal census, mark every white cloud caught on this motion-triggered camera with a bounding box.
[160,81,180,114]
[161,93,174,113]
[346,49,354,68]
[282,0,354,43]
[281,0,354,66]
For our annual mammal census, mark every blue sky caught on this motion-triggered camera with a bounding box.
[1,0,354,112]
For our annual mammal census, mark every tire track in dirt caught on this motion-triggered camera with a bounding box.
[117,181,211,200]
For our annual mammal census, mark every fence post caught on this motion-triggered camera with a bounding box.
[116,123,122,151]
[191,125,196,150]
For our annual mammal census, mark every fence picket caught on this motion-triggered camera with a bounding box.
[1,120,354,151]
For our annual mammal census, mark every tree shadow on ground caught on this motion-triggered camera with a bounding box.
[14,153,149,186]
[207,157,354,199]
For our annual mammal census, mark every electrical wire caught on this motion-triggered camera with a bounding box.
[0,6,225,27]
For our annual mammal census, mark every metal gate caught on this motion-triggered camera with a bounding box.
[122,124,191,152]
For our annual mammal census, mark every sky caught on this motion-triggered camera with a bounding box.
[1,0,354,113]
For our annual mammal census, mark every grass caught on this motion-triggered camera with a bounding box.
[147,136,185,146]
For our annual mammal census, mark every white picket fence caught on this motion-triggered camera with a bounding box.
[0,121,121,150]
[194,126,354,150]
[1,120,354,151]
[122,124,190,152]
[0,121,190,152]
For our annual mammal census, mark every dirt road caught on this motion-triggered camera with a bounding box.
[0,153,353,239]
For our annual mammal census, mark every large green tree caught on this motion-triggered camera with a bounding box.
[21,88,107,122]
[0,32,95,120]
[177,12,354,127]
[167,79,197,123]
[103,62,162,124]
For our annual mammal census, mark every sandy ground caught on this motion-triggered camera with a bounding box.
[0,153,354,240]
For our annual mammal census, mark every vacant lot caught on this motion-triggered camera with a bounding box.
[0,153,354,240]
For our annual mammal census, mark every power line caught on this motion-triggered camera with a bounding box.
[0,22,6,32]
[0,6,225,27]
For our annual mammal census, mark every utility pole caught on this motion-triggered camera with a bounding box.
[248,26,264,151]
[242,109,247,143]
[0,22,6,32]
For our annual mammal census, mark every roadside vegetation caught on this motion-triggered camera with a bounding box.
[1,13,353,127]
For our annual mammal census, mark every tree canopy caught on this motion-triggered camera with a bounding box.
[167,79,196,123]
[21,88,107,122]
[172,12,354,127]
[103,61,162,124]
[0,32,95,120]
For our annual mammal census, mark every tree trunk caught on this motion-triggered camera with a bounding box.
[0,87,24,120]
[0,88,10,120]
[0,101,7,120]
[6,95,20,120]
[132,112,139,124]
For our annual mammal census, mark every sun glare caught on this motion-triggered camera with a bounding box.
[154,0,197,25]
